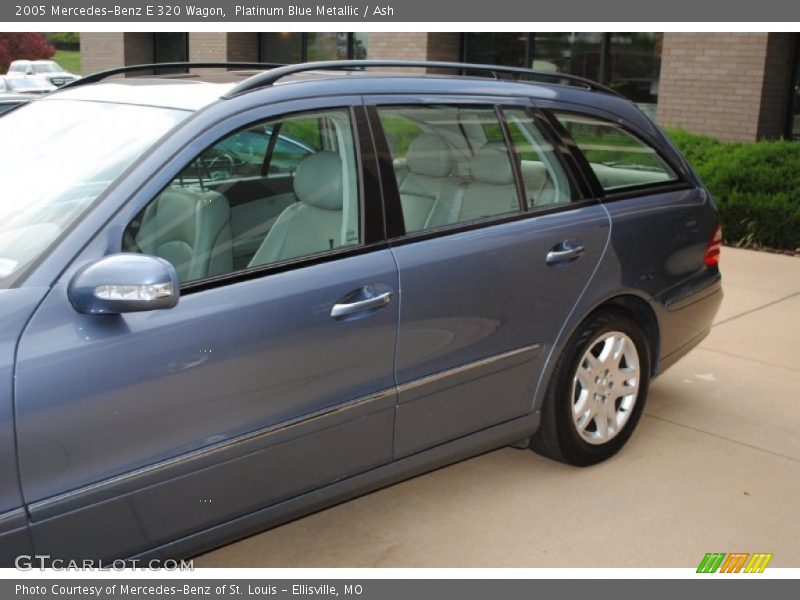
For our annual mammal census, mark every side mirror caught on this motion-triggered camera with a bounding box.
[68,254,180,315]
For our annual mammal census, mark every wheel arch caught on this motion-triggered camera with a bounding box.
[590,294,660,377]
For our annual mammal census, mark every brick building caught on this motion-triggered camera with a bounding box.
[79,32,800,141]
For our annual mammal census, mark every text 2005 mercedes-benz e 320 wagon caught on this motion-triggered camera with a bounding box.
[0,60,722,563]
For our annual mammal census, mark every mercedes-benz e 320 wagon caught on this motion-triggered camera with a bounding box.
[0,60,722,562]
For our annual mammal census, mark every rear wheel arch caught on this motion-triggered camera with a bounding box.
[600,294,660,377]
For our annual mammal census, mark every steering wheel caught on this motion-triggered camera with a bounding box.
[204,152,236,181]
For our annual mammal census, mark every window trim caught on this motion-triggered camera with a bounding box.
[180,240,391,295]
[502,104,593,207]
[544,108,691,201]
[384,199,599,250]
[495,106,528,212]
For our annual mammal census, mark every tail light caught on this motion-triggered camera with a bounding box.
[704,222,722,267]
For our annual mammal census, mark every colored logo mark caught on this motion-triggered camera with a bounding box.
[697,552,773,573]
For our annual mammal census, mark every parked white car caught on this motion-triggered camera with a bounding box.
[0,75,55,95]
[6,60,79,87]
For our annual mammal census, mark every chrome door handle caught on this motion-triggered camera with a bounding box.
[331,291,393,319]
[546,241,585,266]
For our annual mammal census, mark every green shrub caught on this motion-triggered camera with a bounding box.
[665,128,800,251]
[46,32,79,49]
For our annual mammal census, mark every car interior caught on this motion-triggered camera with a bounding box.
[381,105,575,234]
[124,109,361,282]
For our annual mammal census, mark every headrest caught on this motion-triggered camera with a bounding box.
[406,133,453,178]
[470,142,515,185]
[293,151,344,211]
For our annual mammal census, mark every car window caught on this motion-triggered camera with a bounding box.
[33,63,60,74]
[270,129,318,175]
[377,105,522,233]
[554,112,678,192]
[502,109,577,207]
[0,100,188,287]
[123,108,361,285]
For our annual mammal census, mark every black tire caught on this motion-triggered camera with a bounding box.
[531,309,651,466]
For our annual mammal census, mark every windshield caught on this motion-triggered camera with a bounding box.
[33,63,63,74]
[0,99,189,286]
[7,78,48,90]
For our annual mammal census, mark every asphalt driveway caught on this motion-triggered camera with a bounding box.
[197,246,800,568]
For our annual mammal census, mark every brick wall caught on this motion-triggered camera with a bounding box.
[227,33,260,63]
[366,33,460,73]
[79,33,125,75]
[79,32,153,75]
[188,32,227,63]
[123,33,154,68]
[657,32,794,141]
[366,33,427,73]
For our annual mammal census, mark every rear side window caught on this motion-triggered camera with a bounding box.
[555,113,678,192]
[377,105,581,235]
[503,109,576,207]
[377,105,522,233]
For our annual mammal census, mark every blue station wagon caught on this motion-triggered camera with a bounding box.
[0,60,723,563]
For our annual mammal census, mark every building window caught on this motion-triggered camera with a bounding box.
[607,33,662,111]
[260,33,368,63]
[153,33,188,74]
[462,33,529,68]
[531,33,605,81]
[153,33,188,63]
[462,33,663,116]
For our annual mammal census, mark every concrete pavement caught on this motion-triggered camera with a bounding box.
[197,247,800,568]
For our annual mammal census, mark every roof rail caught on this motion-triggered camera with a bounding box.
[222,60,622,98]
[56,62,286,91]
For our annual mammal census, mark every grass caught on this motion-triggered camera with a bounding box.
[53,49,81,75]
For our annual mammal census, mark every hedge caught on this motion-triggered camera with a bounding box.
[665,128,800,251]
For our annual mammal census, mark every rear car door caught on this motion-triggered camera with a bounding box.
[366,96,611,456]
[15,98,399,559]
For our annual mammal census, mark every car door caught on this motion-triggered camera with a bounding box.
[366,97,611,456]
[15,98,399,559]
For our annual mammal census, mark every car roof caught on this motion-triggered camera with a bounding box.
[39,67,650,130]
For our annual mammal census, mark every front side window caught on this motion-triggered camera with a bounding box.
[123,108,360,284]
[0,99,188,287]
[555,112,678,192]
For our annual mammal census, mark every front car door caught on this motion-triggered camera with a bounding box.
[366,95,611,456]
[15,97,399,559]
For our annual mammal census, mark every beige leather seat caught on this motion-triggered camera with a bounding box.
[398,133,459,232]
[135,187,233,282]
[454,142,520,223]
[248,151,345,267]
